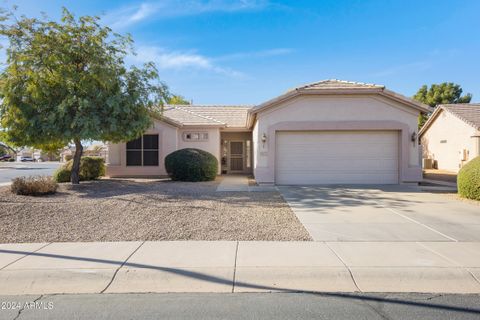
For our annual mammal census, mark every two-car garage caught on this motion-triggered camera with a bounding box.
[275,131,399,185]
[250,80,428,185]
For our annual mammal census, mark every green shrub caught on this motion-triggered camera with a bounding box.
[64,154,73,161]
[165,148,218,182]
[53,156,105,182]
[53,167,72,183]
[458,156,480,200]
[77,156,105,180]
[11,176,58,196]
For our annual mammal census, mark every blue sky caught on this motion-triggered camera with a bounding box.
[4,0,480,104]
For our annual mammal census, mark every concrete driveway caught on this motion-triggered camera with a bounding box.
[278,185,480,242]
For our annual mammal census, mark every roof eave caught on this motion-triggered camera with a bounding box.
[150,112,184,128]
[182,124,227,128]
[380,89,431,113]
[419,106,443,137]
[251,87,430,115]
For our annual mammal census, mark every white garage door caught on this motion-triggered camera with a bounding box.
[276,131,399,185]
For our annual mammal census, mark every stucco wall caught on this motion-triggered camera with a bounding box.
[253,95,422,184]
[421,110,479,172]
[106,121,222,177]
[178,127,221,174]
[106,119,178,177]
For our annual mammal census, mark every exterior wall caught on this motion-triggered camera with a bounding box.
[106,119,178,177]
[106,122,222,177]
[253,95,422,184]
[178,127,221,174]
[421,110,479,172]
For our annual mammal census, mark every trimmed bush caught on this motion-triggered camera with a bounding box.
[53,156,105,182]
[76,156,105,180]
[458,156,480,200]
[53,167,72,183]
[11,176,58,196]
[165,148,218,182]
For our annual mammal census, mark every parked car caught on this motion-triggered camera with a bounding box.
[0,155,12,161]
[20,156,35,162]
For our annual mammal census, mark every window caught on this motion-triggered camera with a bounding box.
[183,132,208,141]
[126,134,159,166]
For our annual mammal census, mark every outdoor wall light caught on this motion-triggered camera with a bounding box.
[411,132,417,142]
[261,133,267,143]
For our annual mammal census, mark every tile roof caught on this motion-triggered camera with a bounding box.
[441,104,480,130]
[162,105,253,128]
[252,79,428,114]
[295,79,384,91]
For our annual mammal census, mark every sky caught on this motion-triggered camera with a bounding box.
[3,0,480,104]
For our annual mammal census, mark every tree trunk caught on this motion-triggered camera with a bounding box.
[71,139,83,184]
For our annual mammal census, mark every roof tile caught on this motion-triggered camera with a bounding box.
[163,105,252,127]
[442,104,480,130]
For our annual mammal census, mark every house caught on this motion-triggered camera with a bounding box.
[419,104,480,172]
[106,79,429,185]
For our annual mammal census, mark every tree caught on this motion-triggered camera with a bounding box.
[0,8,169,183]
[413,83,472,128]
[39,141,65,161]
[168,95,191,105]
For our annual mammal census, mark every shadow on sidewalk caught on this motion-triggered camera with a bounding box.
[0,248,479,315]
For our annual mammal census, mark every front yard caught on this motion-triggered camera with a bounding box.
[0,179,311,243]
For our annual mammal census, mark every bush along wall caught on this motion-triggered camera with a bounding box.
[457,156,480,200]
[165,148,218,182]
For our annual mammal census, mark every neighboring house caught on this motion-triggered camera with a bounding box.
[84,143,108,161]
[419,104,480,173]
[107,79,429,185]
[60,146,75,162]
[17,147,34,161]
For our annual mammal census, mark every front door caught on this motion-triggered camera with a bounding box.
[229,141,244,172]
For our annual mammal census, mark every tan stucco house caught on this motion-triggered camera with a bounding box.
[419,104,480,172]
[106,79,429,185]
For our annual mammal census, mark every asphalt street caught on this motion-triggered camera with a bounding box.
[0,162,61,184]
[0,293,479,320]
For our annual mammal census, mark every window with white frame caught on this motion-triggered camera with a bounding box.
[183,132,209,141]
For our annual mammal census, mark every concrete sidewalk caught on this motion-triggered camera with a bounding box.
[1,241,480,295]
[216,175,277,192]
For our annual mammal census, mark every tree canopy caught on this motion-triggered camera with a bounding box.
[413,82,472,128]
[0,8,170,183]
[168,95,191,105]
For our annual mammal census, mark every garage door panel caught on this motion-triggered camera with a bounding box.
[277,173,399,185]
[277,159,398,171]
[279,146,396,158]
[276,131,399,185]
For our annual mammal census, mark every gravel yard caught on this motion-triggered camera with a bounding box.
[0,179,311,242]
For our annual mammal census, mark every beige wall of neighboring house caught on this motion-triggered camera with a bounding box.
[421,109,480,172]
[252,95,422,184]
